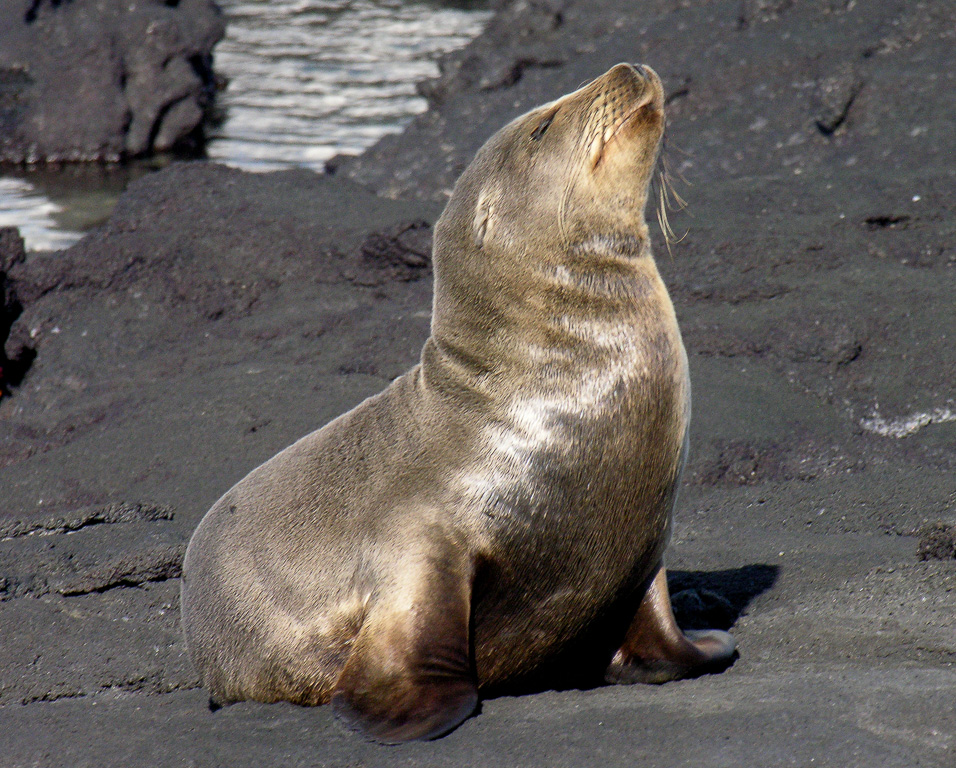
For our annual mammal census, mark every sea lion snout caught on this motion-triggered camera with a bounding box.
[589,63,665,146]
[591,62,663,109]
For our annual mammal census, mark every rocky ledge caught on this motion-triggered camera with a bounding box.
[0,0,224,163]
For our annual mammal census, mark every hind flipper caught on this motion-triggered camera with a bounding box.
[605,564,737,685]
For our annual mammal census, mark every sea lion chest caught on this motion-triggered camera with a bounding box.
[446,265,689,660]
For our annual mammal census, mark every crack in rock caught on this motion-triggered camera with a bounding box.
[0,502,174,541]
[56,543,186,596]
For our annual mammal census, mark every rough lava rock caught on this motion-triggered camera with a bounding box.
[0,227,31,392]
[0,0,225,163]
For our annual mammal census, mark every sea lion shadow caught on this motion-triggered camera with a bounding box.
[483,563,778,699]
[668,563,779,631]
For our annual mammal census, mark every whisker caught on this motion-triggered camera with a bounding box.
[652,135,691,254]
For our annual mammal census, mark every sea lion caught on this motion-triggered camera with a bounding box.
[181,62,737,743]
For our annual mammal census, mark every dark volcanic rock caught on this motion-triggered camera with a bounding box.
[0,227,31,391]
[0,0,224,163]
[0,161,441,511]
[354,219,433,285]
[917,523,956,562]
[0,507,183,600]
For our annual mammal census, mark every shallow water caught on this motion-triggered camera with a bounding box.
[0,0,490,251]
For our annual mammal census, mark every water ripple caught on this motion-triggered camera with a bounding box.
[0,0,491,250]
[207,0,490,171]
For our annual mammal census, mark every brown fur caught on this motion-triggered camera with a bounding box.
[181,63,735,743]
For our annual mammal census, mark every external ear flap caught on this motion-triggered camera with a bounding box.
[474,191,493,249]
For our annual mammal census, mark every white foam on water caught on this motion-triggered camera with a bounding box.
[0,178,84,252]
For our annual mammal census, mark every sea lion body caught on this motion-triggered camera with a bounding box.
[182,63,735,742]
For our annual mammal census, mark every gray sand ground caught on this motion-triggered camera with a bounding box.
[1,1,953,765]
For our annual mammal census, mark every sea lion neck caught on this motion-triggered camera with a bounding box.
[422,241,671,403]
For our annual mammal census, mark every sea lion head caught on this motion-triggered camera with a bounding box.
[436,63,665,275]
[431,65,666,348]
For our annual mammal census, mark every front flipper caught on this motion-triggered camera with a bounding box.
[605,564,737,685]
[331,543,478,743]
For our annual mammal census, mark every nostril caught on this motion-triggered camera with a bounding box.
[632,63,646,78]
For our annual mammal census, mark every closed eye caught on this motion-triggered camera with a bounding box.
[530,113,555,141]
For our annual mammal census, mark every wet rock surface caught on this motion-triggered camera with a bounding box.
[0,0,224,163]
[0,1,954,765]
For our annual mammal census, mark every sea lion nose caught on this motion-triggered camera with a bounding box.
[632,63,646,77]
